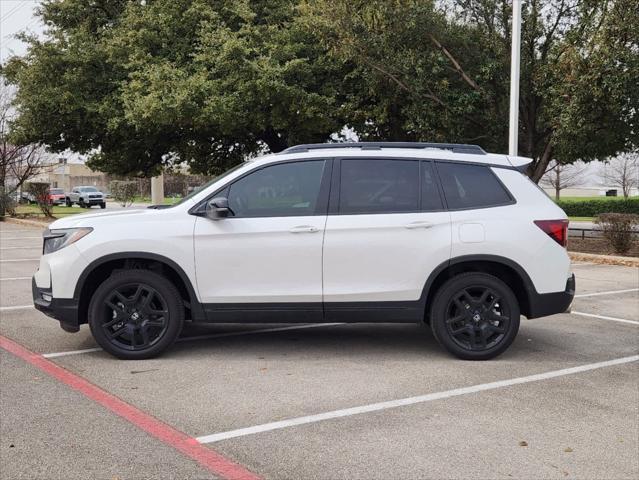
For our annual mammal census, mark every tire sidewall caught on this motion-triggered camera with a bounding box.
[89,270,184,359]
[430,273,520,360]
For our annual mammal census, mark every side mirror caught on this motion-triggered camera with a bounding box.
[206,197,232,220]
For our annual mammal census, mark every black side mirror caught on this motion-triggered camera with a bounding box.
[206,197,233,220]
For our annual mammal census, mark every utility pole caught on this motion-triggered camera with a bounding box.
[508,0,522,156]
[150,173,164,205]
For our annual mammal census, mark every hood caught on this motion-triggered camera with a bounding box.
[49,208,152,229]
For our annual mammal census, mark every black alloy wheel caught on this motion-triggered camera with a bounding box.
[430,272,520,360]
[101,283,169,351]
[89,270,184,359]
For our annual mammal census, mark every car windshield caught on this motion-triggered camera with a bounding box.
[80,187,98,192]
[50,188,64,194]
[170,162,248,207]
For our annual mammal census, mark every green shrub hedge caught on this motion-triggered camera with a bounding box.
[556,198,639,216]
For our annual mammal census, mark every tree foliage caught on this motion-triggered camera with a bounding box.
[2,0,637,181]
[303,0,639,180]
[3,0,347,176]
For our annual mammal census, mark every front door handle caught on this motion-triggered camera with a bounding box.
[289,225,320,234]
[405,221,434,229]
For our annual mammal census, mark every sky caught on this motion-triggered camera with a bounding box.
[0,0,44,64]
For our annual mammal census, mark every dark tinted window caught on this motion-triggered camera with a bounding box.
[228,160,325,217]
[437,163,512,209]
[339,159,419,214]
[421,162,443,211]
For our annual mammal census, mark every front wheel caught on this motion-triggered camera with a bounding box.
[65,198,72,207]
[100,202,106,209]
[429,272,520,360]
[88,270,184,359]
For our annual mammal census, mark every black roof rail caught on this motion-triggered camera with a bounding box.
[281,142,487,155]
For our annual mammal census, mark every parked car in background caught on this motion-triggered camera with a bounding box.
[66,186,106,209]
[47,188,66,205]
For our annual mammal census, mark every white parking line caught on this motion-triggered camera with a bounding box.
[0,305,33,311]
[196,355,639,444]
[42,348,102,358]
[0,277,31,281]
[575,288,639,298]
[41,323,345,358]
[0,258,40,262]
[571,311,639,326]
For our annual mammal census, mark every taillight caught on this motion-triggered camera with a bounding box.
[534,220,569,247]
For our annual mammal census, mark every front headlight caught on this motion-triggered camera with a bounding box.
[43,228,93,254]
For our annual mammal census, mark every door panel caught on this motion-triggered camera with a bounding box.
[323,158,452,304]
[194,159,329,311]
[323,211,451,302]
[194,215,326,304]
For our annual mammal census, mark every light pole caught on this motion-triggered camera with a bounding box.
[508,0,522,156]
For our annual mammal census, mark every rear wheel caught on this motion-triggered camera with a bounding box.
[88,270,184,359]
[430,272,520,360]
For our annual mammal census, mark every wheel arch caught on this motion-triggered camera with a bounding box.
[421,255,535,319]
[74,252,205,325]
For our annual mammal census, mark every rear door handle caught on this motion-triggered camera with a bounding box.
[289,225,320,234]
[405,221,434,229]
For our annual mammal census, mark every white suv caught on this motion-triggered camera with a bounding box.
[32,143,575,360]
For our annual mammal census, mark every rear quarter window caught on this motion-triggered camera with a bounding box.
[436,162,513,210]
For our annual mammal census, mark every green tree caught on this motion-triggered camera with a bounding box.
[303,0,638,181]
[3,0,347,176]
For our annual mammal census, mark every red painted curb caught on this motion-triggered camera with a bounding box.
[0,335,261,480]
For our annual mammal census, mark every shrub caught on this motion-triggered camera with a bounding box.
[0,187,17,217]
[556,198,639,217]
[594,213,639,255]
[25,182,53,217]
[109,180,137,207]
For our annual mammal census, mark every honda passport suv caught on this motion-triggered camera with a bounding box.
[32,143,575,360]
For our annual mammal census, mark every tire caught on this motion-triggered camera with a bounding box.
[429,272,520,360]
[65,198,72,207]
[79,199,86,208]
[88,270,185,359]
[100,202,106,209]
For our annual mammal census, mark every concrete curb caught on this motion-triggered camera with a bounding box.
[1,217,51,229]
[570,251,639,268]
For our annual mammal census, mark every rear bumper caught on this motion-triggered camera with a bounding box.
[32,278,80,332]
[527,274,575,319]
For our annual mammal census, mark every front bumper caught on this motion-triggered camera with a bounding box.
[32,278,80,332]
[527,274,575,319]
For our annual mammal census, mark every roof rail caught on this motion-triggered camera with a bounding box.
[281,142,487,155]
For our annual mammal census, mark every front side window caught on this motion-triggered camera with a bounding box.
[228,160,326,217]
[437,162,512,209]
[339,159,419,214]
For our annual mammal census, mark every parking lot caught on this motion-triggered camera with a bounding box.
[1,221,637,480]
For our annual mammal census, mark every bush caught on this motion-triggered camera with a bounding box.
[0,187,17,217]
[556,198,639,217]
[25,182,53,217]
[109,180,137,207]
[594,213,639,255]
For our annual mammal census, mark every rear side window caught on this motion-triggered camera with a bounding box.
[437,163,512,209]
[339,159,419,214]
